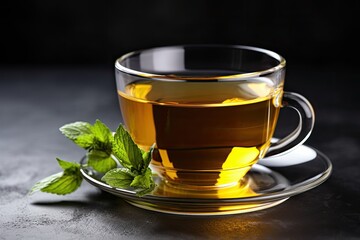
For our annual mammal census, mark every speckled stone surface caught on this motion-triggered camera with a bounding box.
[0,66,359,239]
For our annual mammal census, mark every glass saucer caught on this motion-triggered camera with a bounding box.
[80,145,332,216]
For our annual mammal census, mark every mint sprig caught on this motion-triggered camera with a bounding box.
[30,120,155,197]
[102,125,155,196]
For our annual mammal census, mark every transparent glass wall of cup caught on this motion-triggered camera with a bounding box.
[115,45,314,191]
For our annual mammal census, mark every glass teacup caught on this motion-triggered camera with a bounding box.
[115,45,314,191]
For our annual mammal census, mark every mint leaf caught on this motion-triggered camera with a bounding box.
[90,119,113,154]
[101,168,135,188]
[130,168,153,189]
[136,184,156,197]
[74,134,94,149]
[57,158,80,171]
[112,125,143,171]
[60,122,92,141]
[30,159,82,195]
[110,125,155,195]
[91,119,113,144]
[60,120,113,152]
[87,150,117,173]
[41,173,83,195]
[130,169,155,197]
[102,168,155,197]
[141,145,154,174]
[30,172,63,194]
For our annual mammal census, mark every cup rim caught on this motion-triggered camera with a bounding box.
[115,44,286,81]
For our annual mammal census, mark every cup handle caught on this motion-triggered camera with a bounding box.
[265,91,315,157]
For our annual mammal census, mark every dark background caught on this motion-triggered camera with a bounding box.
[1,0,359,66]
[1,1,360,239]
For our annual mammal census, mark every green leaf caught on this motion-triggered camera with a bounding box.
[56,158,80,171]
[41,173,83,195]
[101,168,135,188]
[60,120,113,151]
[30,159,82,195]
[130,169,156,197]
[90,119,114,155]
[130,168,153,189]
[74,134,94,149]
[136,184,156,197]
[112,124,143,171]
[91,119,113,144]
[59,122,92,141]
[29,172,63,194]
[141,145,154,173]
[87,150,117,173]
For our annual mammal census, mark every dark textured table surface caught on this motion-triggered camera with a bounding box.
[1,65,359,239]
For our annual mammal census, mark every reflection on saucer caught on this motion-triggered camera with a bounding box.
[259,144,317,167]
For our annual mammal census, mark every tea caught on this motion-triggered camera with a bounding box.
[118,78,281,188]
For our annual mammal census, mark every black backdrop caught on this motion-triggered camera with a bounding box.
[1,0,359,66]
